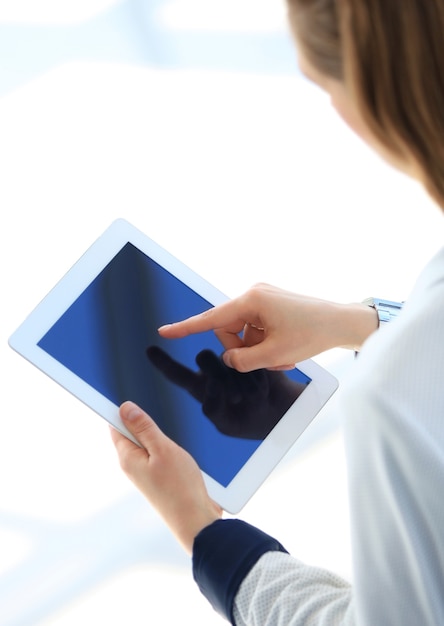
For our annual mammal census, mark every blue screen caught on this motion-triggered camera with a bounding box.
[38,243,311,487]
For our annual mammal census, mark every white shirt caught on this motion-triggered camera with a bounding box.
[233,245,444,625]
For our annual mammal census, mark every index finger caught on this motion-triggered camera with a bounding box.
[158,300,247,339]
[147,346,204,401]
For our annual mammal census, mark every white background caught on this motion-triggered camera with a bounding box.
[1,1,443,624]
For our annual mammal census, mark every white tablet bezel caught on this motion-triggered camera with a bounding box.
[8,218,338,514]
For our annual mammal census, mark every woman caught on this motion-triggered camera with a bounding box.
[111,1,444,623]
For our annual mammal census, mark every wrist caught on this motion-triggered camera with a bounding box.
[177,506,222,556]
[338,302,379,352]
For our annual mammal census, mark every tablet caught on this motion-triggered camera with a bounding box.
[8,219,338,513]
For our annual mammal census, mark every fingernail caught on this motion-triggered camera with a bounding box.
[122,401,142,421]
[158,324,171,331]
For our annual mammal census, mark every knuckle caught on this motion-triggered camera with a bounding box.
[229,351,252,373]
[249,282,271,295]
[135,417,158,444]
[245,283,271,307]
[247,283,264,299]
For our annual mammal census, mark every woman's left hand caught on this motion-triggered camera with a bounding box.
[110,401,222,555]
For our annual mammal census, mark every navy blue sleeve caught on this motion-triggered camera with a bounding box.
[192,519,288,623]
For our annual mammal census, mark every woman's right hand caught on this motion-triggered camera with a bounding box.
[158,283,378,373]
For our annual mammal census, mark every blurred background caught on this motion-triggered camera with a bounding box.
[1,1,443,624]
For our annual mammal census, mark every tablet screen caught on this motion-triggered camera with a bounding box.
[38,242,311,487]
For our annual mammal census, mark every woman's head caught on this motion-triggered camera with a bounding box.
[287,0,444,209]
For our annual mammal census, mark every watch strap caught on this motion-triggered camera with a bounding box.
[362,297,404,325]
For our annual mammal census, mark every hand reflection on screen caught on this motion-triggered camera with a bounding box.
[146,346,308,440]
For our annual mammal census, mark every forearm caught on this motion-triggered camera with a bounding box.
[192,519,354,625]
[233,552,354,626]
[193,519,288,622]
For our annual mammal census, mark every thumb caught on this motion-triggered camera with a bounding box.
[223,341,295,373]
[119,401,164,453]
[222,341,274,372]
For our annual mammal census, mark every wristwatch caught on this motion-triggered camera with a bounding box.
[362,297,404,325]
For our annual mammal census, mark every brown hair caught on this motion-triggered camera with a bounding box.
[287,0,444,210]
